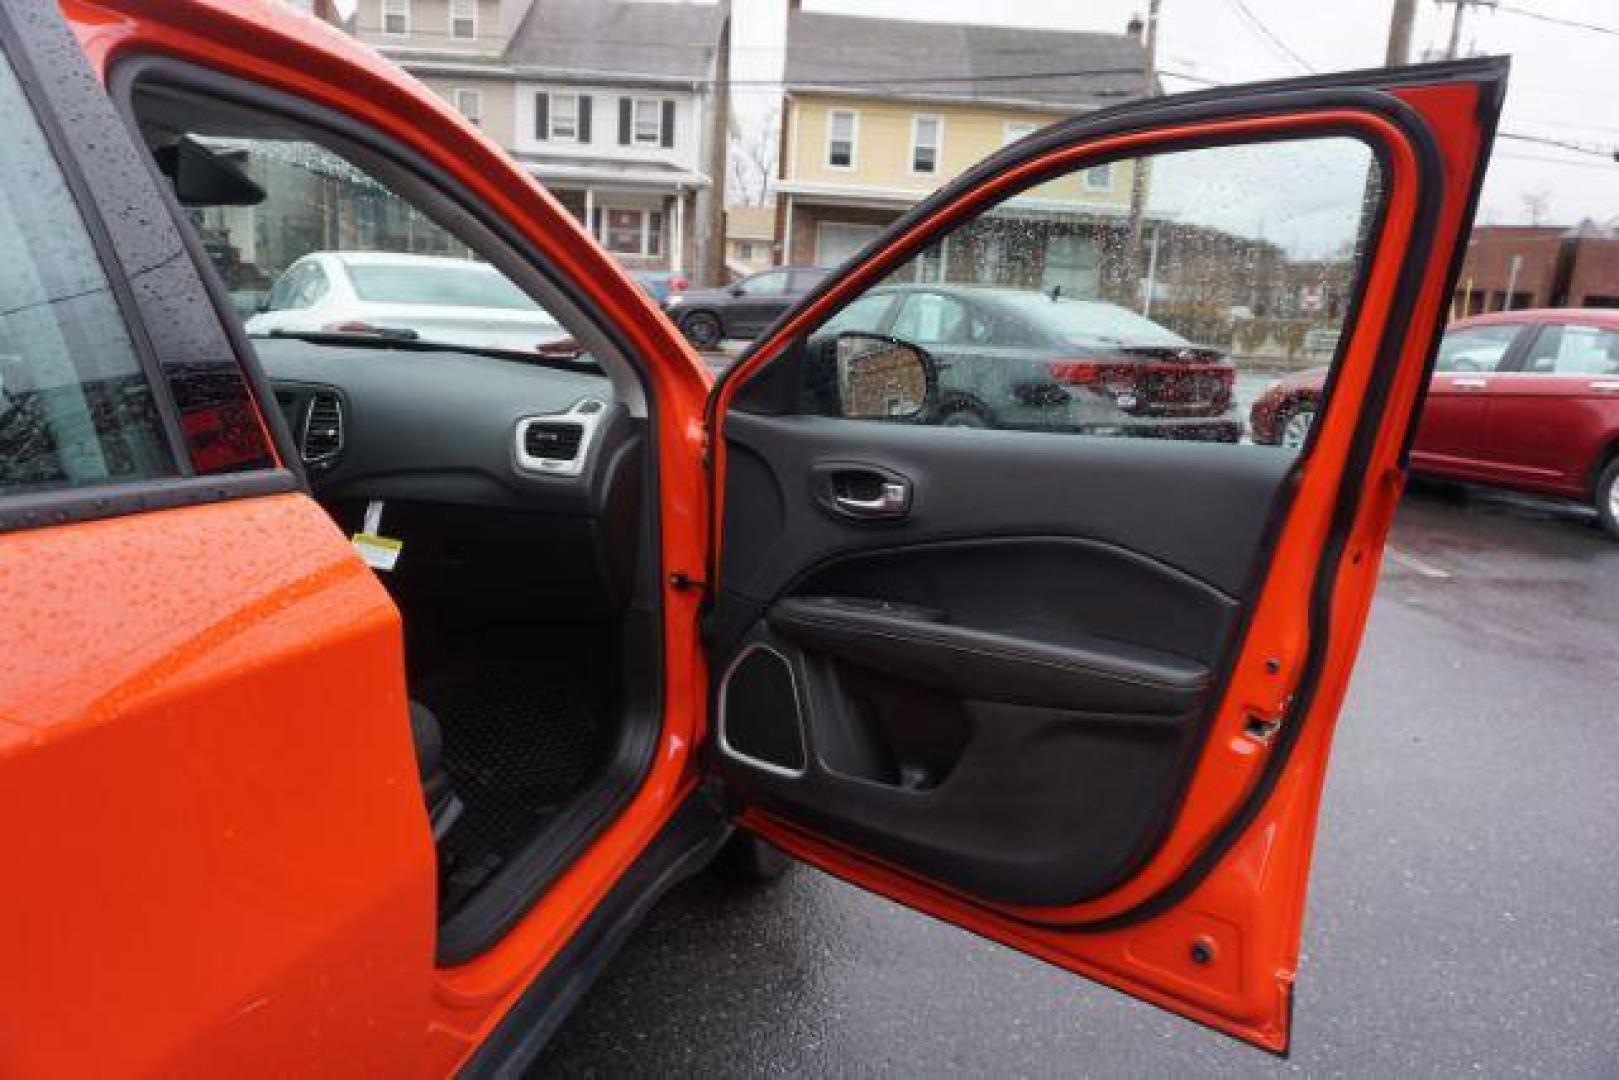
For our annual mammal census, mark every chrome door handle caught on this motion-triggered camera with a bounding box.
[1590,380,1619,392]
[1452,378,1489,389]
[833,481,911,518]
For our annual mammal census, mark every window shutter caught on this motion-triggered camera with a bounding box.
[534,92,549,140]
[660,100,675,148]
[578,95,592,143]
[618,97,632,145]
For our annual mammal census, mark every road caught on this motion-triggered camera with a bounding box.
[536,483,1619,1077]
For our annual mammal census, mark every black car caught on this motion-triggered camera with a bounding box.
[808,284,1243,440]
[666,266,828,348]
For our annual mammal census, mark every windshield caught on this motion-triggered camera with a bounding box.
[1000,294,1192,348]
[346,263,546,311]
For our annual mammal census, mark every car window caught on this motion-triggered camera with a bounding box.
[743,271,791,296]
[789,136,1381,445]
[165,134,567,357]
[820,292,895,337]
[790,269,829,292]
[0,56,177,496]
[265,263,310,311]
[345,262,542,309]
[890,293,973,346]
[1520,323,1619,376]
[1434,324,1520,373]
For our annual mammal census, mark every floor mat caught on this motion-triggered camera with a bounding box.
[410,634,609,919]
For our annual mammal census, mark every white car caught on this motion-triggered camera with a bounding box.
[245,252,569,352]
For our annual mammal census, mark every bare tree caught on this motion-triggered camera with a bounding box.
[1519,186,1553,227]
[728,106,778,207]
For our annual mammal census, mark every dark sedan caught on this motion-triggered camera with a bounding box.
[666,266,829,347]
[811,284,1243,440]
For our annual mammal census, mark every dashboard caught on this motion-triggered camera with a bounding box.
[256,337,644,623]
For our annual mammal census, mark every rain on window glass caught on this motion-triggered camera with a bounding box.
[796,137,1382,446]
[173,136,568,355]
[0,56,178,496]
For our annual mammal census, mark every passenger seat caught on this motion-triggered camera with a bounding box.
[409,700,463,841]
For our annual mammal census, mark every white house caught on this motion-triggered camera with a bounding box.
[346,0,726,279]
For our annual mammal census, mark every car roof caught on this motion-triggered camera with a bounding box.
[320,252,500,271]
[869,283,1127,309]
[1452,307,1619,329]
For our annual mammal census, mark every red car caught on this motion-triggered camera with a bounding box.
[0,0,1501,1071]
[1251,309,1619,537]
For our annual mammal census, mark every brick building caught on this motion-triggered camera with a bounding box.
[1454,220,1619,316]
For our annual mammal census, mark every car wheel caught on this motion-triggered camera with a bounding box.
[710,830,793,885]
[1278,402,1317,450]
[1595,456,1619,540]
[939,403,991,428]
[680,311,723,349]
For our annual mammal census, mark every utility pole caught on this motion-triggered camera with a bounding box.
[1123,0,1160,305]
[700,0,732,287]
[1385,0,1416,65]
[1434,0,1496,61]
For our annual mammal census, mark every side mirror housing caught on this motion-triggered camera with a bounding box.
[729,284,746,297]
[832,332,936,421]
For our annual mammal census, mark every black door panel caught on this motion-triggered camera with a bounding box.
[720,413,1292,603]
[711,410,1294,906]
[769,596,1210,716]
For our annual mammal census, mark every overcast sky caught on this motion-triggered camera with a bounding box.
[726,0,1619,226]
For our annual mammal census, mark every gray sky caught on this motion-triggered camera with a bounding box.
[726,0,1619,226]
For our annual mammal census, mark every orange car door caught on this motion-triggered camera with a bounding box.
[0,4,434,1073]
[705,61,1504,1054]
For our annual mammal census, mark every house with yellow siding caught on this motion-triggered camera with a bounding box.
[775,7,1151,299]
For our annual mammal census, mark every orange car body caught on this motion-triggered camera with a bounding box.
[0,0,1502,1071]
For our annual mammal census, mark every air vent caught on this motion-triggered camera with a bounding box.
[301,391,344,466]
[523,420,583,462]
[514,398,606,478]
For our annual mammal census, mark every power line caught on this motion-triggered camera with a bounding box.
[1498,131,1619,160]
[1495,2,1619,36]
[1495,150,1619,171]
[1223,0,1316,73]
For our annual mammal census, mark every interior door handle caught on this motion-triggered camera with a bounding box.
[813,462,915,521]
[833,480,911,519]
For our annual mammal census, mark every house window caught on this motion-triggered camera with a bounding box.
[596,207,664,258]
[1083,163,1114,190]
[1003,121,1037,146]
[551,93,579,141]
[912,115,941,174]
[449,0,476,40]
[452,89,482,126]
[632,99,663,146]
[382,0,410,35]
[828,110,856,168]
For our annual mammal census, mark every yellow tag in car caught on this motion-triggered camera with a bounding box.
[351,532,402,572]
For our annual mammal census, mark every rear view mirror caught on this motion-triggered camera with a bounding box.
[834,333,935,421]
[153,136,265,207]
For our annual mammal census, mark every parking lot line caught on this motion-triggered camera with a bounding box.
[1387,545,1453,579]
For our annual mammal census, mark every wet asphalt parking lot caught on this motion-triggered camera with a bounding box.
[535,481,1619,1077]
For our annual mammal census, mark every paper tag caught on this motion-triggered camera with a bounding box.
[352,532,402,571]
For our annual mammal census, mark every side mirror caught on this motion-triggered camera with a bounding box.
[833,332,935,421]
[729,284,746,297]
